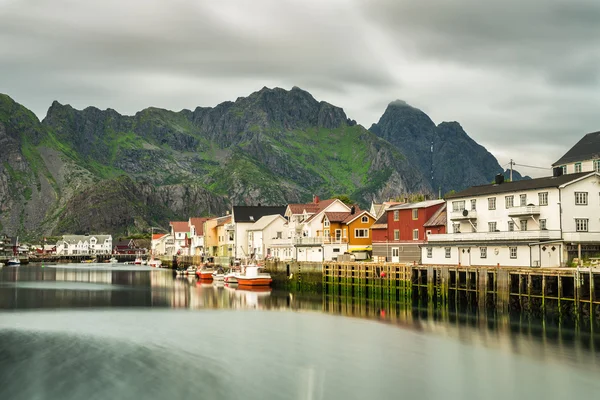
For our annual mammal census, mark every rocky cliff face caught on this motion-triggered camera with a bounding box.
[0,87,434,238]
[370,101,526,194]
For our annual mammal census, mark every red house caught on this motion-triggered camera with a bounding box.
[372,200,446,263]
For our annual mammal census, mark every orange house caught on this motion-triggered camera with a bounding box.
[321,207,376,258]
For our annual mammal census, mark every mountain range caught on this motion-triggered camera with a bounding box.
[0,87,526,238]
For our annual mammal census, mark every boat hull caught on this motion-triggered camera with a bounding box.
[237,277,272,286]
[199,272,214,280]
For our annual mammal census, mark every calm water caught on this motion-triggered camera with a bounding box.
[0,264,599,400]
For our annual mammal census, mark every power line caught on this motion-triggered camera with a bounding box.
[513,163,551,170]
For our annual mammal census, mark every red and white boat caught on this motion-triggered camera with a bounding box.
[236,266,272,287]
[196,266,214,280]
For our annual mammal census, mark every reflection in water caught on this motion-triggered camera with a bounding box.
[0,264,599,400]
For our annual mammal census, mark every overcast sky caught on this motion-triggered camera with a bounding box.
[1,0,599,176]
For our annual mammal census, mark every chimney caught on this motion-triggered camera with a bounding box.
[313,195,320,204]
[404,196,408,203]
[226,210,230,215]
[258,203,261,207]
[494,174,504,185]
[351,206,356,215]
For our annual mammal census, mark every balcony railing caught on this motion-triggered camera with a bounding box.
[450,210,477,220]
[508,205,541,217]
[562,232,600,242]
[225,223,235,231]
[269,238,293,246]
[427,230,561,242]
[293,237,349,245]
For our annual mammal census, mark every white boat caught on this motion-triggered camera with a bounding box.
[7,257,20,266]
[148,259,162,268]
[224,270,239,283]
[212,266,227,281]
[185,266,197,275]
[236,265,272,287]
[109,257,118,263]
[134,257,143,265]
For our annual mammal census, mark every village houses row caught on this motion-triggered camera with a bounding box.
[152,130,600,268]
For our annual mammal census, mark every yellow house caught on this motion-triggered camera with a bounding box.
[321,208,376,256]
[203,217,219,257]
[216,215,233,258]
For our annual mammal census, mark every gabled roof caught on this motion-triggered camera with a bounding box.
[59,235,112,245]
[553,131,600,166]
[233,206,286,223]
[248,215,287,231]
[287,198,337,215]
[388,199,445,210]
[216,216,232,227]
[445,172,593,199]
[114,239,134,247]
[423,204,447,227]
[152,233,167,240]
[324,212,352,223]
[170,221,189,233]
[189,217,211,236]
[371,212,388,230]
[343,210,374,225]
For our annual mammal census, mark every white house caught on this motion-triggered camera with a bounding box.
[56,235,113,255]
[170,221,189,255]
[552,131,600,174]
[423,171,600,268]
[232,206,287,260]
[151,233,173,256]
[246,214,289,260]
[189,217,210,256]
[292,198,351,262]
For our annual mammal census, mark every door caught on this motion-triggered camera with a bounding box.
[459,248,471,266]
[391,247,400,263]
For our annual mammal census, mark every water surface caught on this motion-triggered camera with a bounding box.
[0,264,598,400]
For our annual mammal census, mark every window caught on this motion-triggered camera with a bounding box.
[575,192,588,205]
[575,163,582,173]
[426,247,432,258]
[472,222,478,232]
[510,247,517,259]
[412,229,419,240]
[335,229,342,240]
[394,230,399,240]
[276,231,282,239]
[445,247,451,258]
[575,219,589,232]
[452,223,461,233]
[520,194,527,206]
[520,220,527,231]
[393,210,399,221]
[412,209,419,220]
[539,219,546,230]
[324,230,330,237]
[480,247,487,259]
[488,197,496,210]
[361,216,369,223]
[355,229,368,238]
[505,196,514,209]
[452,201,465,212]
[470,199,477,211]
[561,165,567,174]
[508,221,515,231]
[392,248,399,258]
[324,218,330,228]
[596,160,600,173]
[333,248,340,253]
[488,222,497,232]
[538,192,548,206]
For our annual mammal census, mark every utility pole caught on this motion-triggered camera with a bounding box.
[509,159,514,181]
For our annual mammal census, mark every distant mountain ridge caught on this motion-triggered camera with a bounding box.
[369,100,529,194]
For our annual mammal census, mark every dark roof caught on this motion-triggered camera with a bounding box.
[424,204,447,227]
[553,131,600,166]
[371,212,388,229]
[233,206,286,223]
[446,172,593,199]
[114,240,134,247]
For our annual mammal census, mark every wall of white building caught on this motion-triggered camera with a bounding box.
[560,176,600,241]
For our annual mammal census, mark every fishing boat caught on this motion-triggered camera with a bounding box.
[185,265,197,275]
[6,257,20,266]
[212,266,226,281]
[236,265,272,287]
[134,257,143,265]
[148,259,161,268]
[109,257,118,263]
[223,271,239,283]
[196,266,215,280]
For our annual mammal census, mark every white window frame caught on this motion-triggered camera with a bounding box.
[361,216,369,223]
[505,196,514,209]
[596,160,600,173]
[445,247,451,258]
[412,209,419,220]
[520,220,528,231]
[394,230,399,241]
[393,210,399,221]
[575,163,582,173]
[426,247,432,258]
[538,192,548,206]
[575,218,589,232]
[509,247,517,259]
[520,194,527,206]
[480,247,487,259]
[324,219,330,228]
[488,197,496,210]
[470,199,476,211]
[354,229,368,238]
[488,222,497,232]
[452,201,465,212]
[412,229,419,240]
[508,221,515,232]
[539,219,546,230]
[575,192,588,205]
[452,223,461,233]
